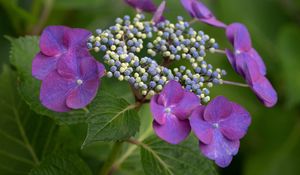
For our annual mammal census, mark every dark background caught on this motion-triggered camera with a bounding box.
[1,0,300,174]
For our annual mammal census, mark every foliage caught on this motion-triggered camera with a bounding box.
[1,0,300,175]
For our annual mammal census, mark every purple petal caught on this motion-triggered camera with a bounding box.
[204,96,233,123]
[79,56,99,80]
[190,105,213,144]
[124,0,157,13]
[56,53,79,79]
[199,17,227,28]
[152,1,166,24]
[251,76,278,107]
[66,77,99,109]
[191,1,227,28]
[65,28,91,49]
[199,130,240,168]
[150,94,167,125]
[158,80,184,107]
[153,114,191,144]
[220,103,251,140]
[40,26,68,56]
[40,71,75,112]
[191,0,213,19]
[248,48,267,75]
[32,52,59,80]
[225,49,237,72]
[233,23,252,52]
[97,62,106,78]
[180,0,195,17]
[172,91,200,120]
[243,59,278,107]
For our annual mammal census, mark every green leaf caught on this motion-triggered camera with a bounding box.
[0,65,58,174]
[29,152,92,175]
[83,92,140,146]
[7,36,89,124]
[277,25,300,107]
[140,136,218,175]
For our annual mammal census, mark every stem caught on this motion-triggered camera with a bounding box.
[222,80,249,87]
[30,0,54,34]
[99,142,123,175]
[189,18,198,25]
[110,122,153,173]
[214,49,226,54]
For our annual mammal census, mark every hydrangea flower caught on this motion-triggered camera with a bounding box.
[225,23,266,75]
[40,54,105,112]
[225,23,277,107]
[180,0,226,28]
[150,80,200,144]
[32,26,91,80]
[124,0,157,13]
[190,96,251,167]
[32,26,106,112]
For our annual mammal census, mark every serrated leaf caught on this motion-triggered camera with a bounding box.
[83,92,140,146]
[140,136,218,175]
[29,152,92,175]
[7,36,90,124]
[277,25,300,108]
[0,65,58,175]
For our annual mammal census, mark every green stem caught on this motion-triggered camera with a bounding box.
[30,0,54,34]
[111,124,153,173]
[99,142,123,175]
[222,80,249,88]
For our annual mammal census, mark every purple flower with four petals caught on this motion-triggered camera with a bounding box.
[124,0,157,13]
[32,26,92,80]
[40,54,105,112]
[225,23,277,107]
[150,80,200,144]
[190,96,251,167]
[32,26,106,112]
[180,0,227,28]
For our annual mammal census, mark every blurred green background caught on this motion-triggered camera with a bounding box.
[1,0,300,175]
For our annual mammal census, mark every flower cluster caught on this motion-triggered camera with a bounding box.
[181,0,277,107]
[87,13,225,102]
[32,26,105,112]
[31,0,278,169]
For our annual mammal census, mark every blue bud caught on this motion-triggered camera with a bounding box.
[195,67,201,73]
[186,85,192,91]
[129,77,136,84]
[115,61,121,67]
[177,16,183,21]
[124,15,130,21]
[110,66,117,72]
[87,43,93,49]
[102,38,108,43]
[203,88,210,95]
[114,71,121,78]
[108,40,114,46]
[149,81,156,88]
[96,29,102,35]
[100,45,107,51]
[133,60,139,67]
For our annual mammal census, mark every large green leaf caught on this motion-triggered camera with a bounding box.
[83,92,140,146]
[29,152,92,175]
[0,65,57,175]
[277,25,300,108]
[7,36,91,124]
[140,136,218,175]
